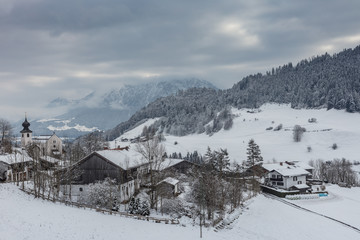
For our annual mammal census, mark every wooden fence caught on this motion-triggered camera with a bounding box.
[20,188,179,225]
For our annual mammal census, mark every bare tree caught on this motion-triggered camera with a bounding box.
[135,137,165,209]
[293,125,306,142]
[0,118,12,154]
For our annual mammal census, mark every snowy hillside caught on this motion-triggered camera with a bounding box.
[112,104,360,165]
[1,183,359,240]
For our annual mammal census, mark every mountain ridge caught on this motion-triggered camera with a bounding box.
[105,45,360,140]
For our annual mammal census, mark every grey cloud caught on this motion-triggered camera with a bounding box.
[1,0,360,121]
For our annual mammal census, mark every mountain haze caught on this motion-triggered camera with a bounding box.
[14,79,216,138]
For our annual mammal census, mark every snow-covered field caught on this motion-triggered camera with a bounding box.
[287,184,360,229]
[1,183,359,240]
[112,104,360,165]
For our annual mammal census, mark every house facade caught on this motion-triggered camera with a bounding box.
[33,134,63,157]
[58,149,147,202]
[263,162,311,192]
[156,177,180,197]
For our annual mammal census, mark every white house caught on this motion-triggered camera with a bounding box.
[262,162,311,192]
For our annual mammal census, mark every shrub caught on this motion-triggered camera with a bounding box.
[273,124,283,131]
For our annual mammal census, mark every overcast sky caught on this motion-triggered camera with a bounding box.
[1,0,360,121]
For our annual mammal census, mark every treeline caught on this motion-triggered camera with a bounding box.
[310,158,358,186]
[105,45,360,140]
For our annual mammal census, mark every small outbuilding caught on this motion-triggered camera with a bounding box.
[156,177,180,197]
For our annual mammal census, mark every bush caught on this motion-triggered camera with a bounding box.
[308,118,317,123]
[129,197,150,216]
[332,143,338,150]
[273,124,283,131]
[78,178,120,210]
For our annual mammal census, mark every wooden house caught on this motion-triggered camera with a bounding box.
[58,149,148,202]
[156,177,180,197]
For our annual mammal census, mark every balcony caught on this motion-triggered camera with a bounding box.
[269,178,283,181]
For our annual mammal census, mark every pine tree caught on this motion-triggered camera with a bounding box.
[246,139,263,196]
[134,198,140,214]
[128,197,136,214]
[139,200,150,216]
[246,139,263,168]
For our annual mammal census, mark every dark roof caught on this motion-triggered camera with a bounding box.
[20,117,32,133]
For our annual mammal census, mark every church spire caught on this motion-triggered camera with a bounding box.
[20,113,32,133]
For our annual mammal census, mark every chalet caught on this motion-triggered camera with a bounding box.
[58,149,148,202]
[262,162,311,192]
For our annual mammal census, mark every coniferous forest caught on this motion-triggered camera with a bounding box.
[106,46,360,140]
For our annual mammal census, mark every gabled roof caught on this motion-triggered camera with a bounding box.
[95,149,145,170]
[157,158,185,171]
[264,162,310,177]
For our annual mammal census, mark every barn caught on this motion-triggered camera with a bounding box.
[58,149,148,202]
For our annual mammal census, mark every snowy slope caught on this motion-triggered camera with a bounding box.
[287,184,360,229]
[114,104,360,165]
[112,104,360,165]
[1,183,359,240]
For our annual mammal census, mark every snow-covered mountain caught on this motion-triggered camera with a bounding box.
[14,79,216,138]
[105,46,360,140]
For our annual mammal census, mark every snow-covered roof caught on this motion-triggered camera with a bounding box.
[293,184,310,189]
[157,158,184,171]
[158,177,179,186]
[291,161,314,170]
[0,149,33,165]
[264,162,310,177]
[41,155,60,164]
[33,135,52,140]
[95,149,145,170]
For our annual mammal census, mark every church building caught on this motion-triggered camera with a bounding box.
[20,116,63,158]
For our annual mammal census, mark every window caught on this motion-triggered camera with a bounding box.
[53,140,56,144]
[271,174,276,178]
[297,181,302,184]
[79,187,83,192]
[27,133,29,137]
[22,134,24,137]
[277,175,282,179]
[53,145,56,148]
[293,176,298,181]
[276,182,284,186]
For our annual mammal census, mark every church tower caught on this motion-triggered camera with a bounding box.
[20,114,33,148]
